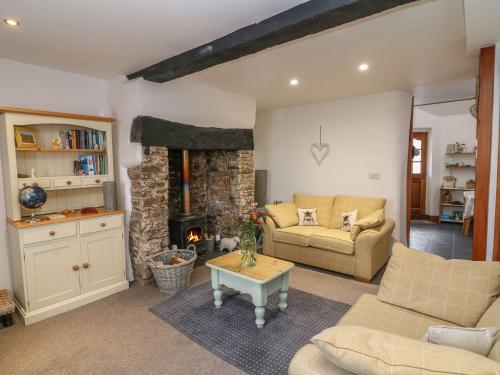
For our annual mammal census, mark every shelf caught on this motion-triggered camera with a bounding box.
[440,187,475,191]
[16,147,106,154]
[441,203,465,207]
[446,152,475,156]
[445,165,475,169]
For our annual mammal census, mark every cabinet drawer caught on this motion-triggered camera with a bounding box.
[23,222,77,245]
[82,176,109,186]
[18,179,52,189]
[53,177,82,188]
[79,215,122,235]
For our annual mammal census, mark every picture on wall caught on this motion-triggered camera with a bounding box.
[14,127,40,148]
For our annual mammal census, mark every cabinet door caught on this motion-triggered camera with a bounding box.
[25,239,81,311]
[80,229,125,293]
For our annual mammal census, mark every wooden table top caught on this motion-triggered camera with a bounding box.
[206,252,294,283]
[7,208,124,228]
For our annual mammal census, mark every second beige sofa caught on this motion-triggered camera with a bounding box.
[264,193,395,282]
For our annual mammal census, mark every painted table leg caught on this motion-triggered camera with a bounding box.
[255,306,266,328]
[211,269,223,308]
[252,286,267,328]
[278,273,289,311]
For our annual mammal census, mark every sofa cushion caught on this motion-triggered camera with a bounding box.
[289,344,353,375]
[294,193,335,227]
[330,195,386,229]
[476,298,500,362]
[309,229,355,255]
[339,293,457,339]
[378,243,500,327]
[311,325,500,375]
[273,226,327,247]
[350,208,385,240]
[265,202,298,228]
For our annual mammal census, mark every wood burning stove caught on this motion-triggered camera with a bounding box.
[168,149,208,251]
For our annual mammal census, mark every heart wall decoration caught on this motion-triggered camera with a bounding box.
[310,126,331,166]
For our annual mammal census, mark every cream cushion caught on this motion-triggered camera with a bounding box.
[476,298,500,361]
[378,243,500,327]
[298,208,319,226]
[311,325,500,375]
[330,195,385,229]
[294,193,335,227]
[422,326,498,356]
[289,344,353,375]
[273,226,327,247]
[339,293,458,339]
[350,209,385,240]
[309,229,355,255]
[265,202,298,228]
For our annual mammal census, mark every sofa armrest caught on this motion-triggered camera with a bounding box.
[311,325,500,375]
[263,217,276,256]
[353,219,395,281]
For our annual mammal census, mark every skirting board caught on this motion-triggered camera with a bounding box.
[15,281,129,325]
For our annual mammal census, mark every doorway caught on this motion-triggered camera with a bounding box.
[408,99,476,260]
[410,132,428,219]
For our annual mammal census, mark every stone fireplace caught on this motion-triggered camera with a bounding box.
[128,116,254,283]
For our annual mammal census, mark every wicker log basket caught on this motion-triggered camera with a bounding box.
[147,245,197,294]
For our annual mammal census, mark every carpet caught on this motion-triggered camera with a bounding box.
[150,281,351,375]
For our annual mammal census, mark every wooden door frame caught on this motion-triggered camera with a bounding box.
[474,46,495,261]
[406,46,495,260]
[410,132,428,219]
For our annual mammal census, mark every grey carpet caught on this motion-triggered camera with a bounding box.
[150,281,350,375]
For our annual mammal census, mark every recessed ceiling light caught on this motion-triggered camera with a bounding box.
[358,63,369,72]
[3,18,20,27]
[290,78,299,86]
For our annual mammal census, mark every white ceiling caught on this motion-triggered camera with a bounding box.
[464,0,500,54]
[417,99,475,117]
[0,0,490,111]
[186,0,479,110]
[0,0,308,79]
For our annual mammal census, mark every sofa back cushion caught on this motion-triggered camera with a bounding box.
[378,243,500,327]
[330,195,386,229]
[293,193,335,227]
[265,202,298,228]
[476,297,500,362]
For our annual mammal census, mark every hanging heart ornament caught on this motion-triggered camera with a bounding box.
[310,143,331,166]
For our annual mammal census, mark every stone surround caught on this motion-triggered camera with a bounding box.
[128,146,254,282]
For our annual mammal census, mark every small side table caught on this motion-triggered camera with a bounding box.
[0,289,15,327]
[206,252,294,329]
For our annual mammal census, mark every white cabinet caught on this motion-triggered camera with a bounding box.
[25,239,81,310]
[80,229,125,292]
[8,213,128,325]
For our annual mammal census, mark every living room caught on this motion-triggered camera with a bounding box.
[1,1,500,374]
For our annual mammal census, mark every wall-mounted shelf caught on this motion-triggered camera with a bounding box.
[440,187,475,191]
[446,152,475,156]
[441,218,464,224]
[441,203,465,207]
[445,165,475,169]
[16,147,106,154]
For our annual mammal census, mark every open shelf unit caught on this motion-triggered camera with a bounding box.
[0,109,115,221]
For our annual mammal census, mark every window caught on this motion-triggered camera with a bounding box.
[412,138,423,175]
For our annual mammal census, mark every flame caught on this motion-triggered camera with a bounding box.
[187,230,201,243]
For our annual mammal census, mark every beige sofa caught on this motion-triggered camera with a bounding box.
[264,193,395,282]
[289,244,500,375]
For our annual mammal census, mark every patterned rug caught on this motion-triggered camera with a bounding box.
[150,282,351,375]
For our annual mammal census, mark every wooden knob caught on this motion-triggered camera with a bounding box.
[66,180,72,185]
[100,223,106,227]
[95,179,101,183]
[49,230,56,236]
[22,183,27,187]
[82,262,89,269]
[72,265,80,271]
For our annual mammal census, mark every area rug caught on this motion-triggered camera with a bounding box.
[150,282,351,375]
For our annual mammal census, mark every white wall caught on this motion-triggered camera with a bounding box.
[254,91,413,241]
[414,108,476,216]
[0,59,111,291]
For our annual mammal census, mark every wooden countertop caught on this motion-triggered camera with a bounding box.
[7,208,124,229]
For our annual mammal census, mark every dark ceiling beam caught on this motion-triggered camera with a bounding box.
[127,0,419,83]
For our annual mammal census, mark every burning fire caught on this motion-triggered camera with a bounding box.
[186,229,201,243]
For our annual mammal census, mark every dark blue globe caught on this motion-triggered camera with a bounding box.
[18,184,47,209]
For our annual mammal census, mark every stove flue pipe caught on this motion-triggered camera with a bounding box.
[181,149,191,215]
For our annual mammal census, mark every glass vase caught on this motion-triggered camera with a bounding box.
[240,232,257,268]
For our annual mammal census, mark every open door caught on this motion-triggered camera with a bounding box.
[410,132,428,219]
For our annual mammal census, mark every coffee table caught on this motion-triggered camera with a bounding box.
[206,252,294,328]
